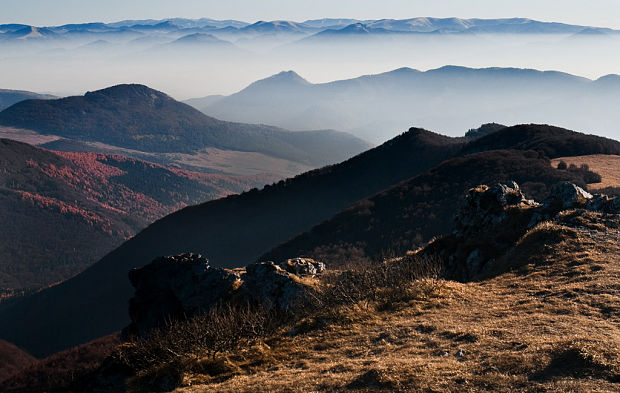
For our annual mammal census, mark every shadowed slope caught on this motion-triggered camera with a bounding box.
[0,125,619,358]
[0,128,461,357]
[0,340,36,382]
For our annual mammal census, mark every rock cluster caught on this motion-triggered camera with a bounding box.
[452,182,539,241]
[428,181,619,281]
[124,254,325,337]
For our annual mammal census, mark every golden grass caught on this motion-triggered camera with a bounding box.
[166,211,620,393]
[551,154,620,190]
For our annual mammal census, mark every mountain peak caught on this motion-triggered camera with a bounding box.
[243,71,311,91]
[341,22,371,33]
[84,84,172,102]
[171,33,228,45]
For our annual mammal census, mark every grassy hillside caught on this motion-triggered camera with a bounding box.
[173,211,620,392]
[4,195,619,393]
[551,154,620,192]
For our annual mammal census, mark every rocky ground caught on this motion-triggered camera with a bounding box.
[174,207,620,393]
[2,182,618,393]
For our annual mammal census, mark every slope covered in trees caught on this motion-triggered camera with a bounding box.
[0,139,272,292]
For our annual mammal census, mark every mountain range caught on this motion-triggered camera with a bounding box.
[187,66,620,143]
[3,17,619,106]
[0,84,370,175]
[1,18,617,44]
[1,123,618,358]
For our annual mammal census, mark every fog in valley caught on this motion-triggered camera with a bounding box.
[2,18,620,142]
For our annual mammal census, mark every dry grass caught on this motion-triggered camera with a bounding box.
[172,211,620,393]
[552,155,620,190]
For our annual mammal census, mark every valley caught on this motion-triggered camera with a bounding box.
[1,7,620,393]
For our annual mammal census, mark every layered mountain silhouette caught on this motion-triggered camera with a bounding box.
[1,124,619,357]
[189,66,620,143]
[1,18,616,43]
[0,138,274,293]
[0,89,55,111]
[0,84,370,168]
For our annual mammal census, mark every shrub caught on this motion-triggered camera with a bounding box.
[116,303,276,373]
[313,254,444,311]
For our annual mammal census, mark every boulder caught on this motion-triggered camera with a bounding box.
[279,258,326,277]
[241,261,317,311]
[125,253,240,337]
[453,181,539,240]
[587,194,620,214]
[545,182,592,210]
[124,255,325,337]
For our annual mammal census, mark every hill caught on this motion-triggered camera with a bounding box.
[6,182,619,393]
[0,340,35,383]
[0,89,55,111]
[0,334,119,392]
[0,124,618,358]
[0,138,274,293]
[192,66,620,143]
[260,149,598,264]
[0,84,370,168]
[0,127,462,357]
[156,199,620,392]
[551,154,620,193]
[263,124,620,263]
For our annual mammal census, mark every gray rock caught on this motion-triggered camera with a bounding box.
[242,261,315,311]
[453,181,538,240]
[465,249,484,273]
[546,182,592,210]
[124,254,322,337]
[587,194,620,214]
[279,258,326,277]
[125,253,240,337]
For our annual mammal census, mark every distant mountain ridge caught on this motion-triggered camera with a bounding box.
[1,17,617,42]
[1,124,619,358]
[0,84,370,168]
[189,66,620,143]
[0,89,55,111]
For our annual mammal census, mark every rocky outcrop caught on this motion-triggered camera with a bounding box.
[545,182,592,210]
[125,253,240,337]
[124,254,325,337]
[425,181,619,281]
[452,182,539,240]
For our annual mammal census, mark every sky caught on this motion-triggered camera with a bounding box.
[2,0,620,28]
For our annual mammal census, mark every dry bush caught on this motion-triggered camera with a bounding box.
[312,254,445,313]
[116,303,276,374]
[111,254,446,392]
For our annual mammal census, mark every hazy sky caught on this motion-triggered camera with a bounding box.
[2,0,620,28]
